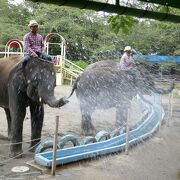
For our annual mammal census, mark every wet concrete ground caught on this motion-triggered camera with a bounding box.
[0,85,179,179]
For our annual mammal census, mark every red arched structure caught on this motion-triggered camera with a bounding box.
[5,39,24,57]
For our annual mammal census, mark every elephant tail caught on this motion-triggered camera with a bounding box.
[67,76,80,99]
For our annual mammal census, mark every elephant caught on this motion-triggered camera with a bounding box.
[68,60,174,135]
[0,56,68,157]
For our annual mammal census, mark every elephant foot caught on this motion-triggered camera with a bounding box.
[82,121,95,136]
[10,144,23,158]
[9,151,23,159]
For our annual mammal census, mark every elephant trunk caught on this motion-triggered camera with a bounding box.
[41,93,69,108]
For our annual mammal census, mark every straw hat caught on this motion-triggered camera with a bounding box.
[124,46,132,52]
[28,20,38,27]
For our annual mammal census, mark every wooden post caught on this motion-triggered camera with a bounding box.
[167,93,171,126]
[125,109,130,155]
[51,116,59,176]
[170,91,174,122]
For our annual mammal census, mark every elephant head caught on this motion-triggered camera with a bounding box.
[23,58,68,107]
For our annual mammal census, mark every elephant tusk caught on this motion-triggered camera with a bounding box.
[39,97,42,103]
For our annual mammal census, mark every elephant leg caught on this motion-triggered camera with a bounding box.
[9,104,26,158]
[80,105,95,136]
[4,108,11,140]
[29,103,44,152]
[8,67,28,158]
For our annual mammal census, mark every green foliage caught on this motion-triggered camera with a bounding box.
[108,15,135,34]
[159,62,180,74]
[0,1,179,75]
[119,21,180,56]
[74,60,88,69]
[0,0,31,50]
[137,62,180,75]
[174,49,180,56]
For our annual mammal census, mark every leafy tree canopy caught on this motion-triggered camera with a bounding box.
[0,0,179,74]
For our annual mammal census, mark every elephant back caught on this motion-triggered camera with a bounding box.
[85,60,117,71]
[0,56,21,76]
[0,56,22,107]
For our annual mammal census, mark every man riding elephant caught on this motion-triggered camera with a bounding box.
[119,46,137,81]
[22,20,52,67]
[119,46,135,71]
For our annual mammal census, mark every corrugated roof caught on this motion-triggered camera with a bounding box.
[139,0,180,9]
[27,0,180,23]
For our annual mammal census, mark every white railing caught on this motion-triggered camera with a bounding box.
[62,67,79,85]
[64,59,84,72]
[54,57,83,85]
[0,52,24,57]
[62,67,79,78]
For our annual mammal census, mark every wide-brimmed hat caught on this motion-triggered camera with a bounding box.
[28,20,38,27]
[124,46,132,52]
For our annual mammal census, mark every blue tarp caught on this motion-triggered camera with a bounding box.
[134,55,180,63]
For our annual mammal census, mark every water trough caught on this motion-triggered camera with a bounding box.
[34,94,164,168]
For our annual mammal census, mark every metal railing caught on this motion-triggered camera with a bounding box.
[62,67,80,85]
[0,52,24,58]
[64,59,84,73]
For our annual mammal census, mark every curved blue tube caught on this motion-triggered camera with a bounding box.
[34,94,163,167]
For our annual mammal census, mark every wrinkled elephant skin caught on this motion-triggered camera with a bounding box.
[0,56,68,157]
[68,60,174,136]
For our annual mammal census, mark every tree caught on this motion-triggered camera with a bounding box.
[0,0,31,51]
[0,0,179,76]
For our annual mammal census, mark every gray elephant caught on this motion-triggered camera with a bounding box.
[0,56,68,157]
[68,60,174,135]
